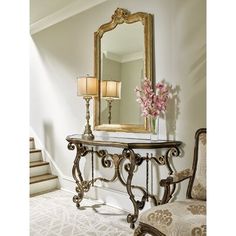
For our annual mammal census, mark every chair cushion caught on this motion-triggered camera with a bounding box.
[191,132,206,200]
[139,200,206,236]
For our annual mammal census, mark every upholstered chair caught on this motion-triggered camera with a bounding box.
[134,128,206,236]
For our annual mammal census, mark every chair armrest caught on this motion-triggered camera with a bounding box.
[160,168,193,186]
[159,169,193,204]
[171,168,193,182]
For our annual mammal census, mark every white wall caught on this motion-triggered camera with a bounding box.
[30,0,206,209]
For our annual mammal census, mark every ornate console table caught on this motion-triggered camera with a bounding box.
[66,134,182,228]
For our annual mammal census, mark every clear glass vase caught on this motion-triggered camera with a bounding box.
[149,117,158,140]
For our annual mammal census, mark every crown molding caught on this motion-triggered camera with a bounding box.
[103,51,122,63]
[103,51,144,63]
[30,0,108,35]
[121,51,144,63]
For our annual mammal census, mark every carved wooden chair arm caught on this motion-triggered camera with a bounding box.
[159,168,193,204]
[161,168,193,186]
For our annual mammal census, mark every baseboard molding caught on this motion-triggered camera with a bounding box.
[60,176,153,213]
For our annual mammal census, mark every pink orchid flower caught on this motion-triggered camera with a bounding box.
[135,78,169,119]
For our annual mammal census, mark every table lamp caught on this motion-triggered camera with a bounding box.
[102,80,121,124]
[77,75,98,140]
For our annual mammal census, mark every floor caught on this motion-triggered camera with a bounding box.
[30,190,133,236]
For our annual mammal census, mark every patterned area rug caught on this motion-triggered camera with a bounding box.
[30,190,133,236]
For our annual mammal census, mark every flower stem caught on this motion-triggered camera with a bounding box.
[151,118,156,134]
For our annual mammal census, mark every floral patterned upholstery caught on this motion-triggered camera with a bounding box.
[191,133,206,200]
[135,129,207,236]
[139,200,206,236]
[171,168,193,182]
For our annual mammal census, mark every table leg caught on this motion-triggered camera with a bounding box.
[68,142,91,208]
[123,148,140,229]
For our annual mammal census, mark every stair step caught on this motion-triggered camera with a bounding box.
[30,161,50,177]
[30,174,58,184]
[30,149,41,153]
[30,149,42,162]
[30,175,58,196]
[29,137,59,196]
[30,189,58,197]
[30,161,49,168]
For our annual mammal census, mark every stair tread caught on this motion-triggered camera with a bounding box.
[30,149,41,153]
[30,189,58,197]
[30,174,58,184]
[30,137,34,141]
[30,161,49,168]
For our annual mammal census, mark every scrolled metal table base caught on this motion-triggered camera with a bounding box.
[67,140,181,229]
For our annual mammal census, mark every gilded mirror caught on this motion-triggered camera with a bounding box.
[94,8,153,132]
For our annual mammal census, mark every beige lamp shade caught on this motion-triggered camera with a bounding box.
[102,80,121,99]
[77,76,98,97]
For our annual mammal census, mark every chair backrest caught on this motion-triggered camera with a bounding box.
[186,128,206,200]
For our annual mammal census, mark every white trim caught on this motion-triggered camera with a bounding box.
[103,51,122,63]
[104,51,144,63]
[121,52,144,63]
[30,0,108,35]
[60,177,154,213]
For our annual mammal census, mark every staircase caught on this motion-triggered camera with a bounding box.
[30,137,59,196]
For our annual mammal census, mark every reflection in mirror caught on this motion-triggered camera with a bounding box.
[94,8,153,132]
[101,80,121,124]
[101,22,144,125]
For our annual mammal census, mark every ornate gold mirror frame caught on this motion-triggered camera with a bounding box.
[94,8,153,133]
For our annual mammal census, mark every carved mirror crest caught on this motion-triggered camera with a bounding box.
[94,8,153,133]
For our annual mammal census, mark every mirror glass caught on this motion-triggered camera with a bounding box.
[101,22,144,125]
[94,8,153,132]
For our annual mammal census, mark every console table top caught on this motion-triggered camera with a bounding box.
[66,134,182,149]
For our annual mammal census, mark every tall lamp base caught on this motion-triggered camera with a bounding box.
[82,97,95,140]
[107,99,113,124]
